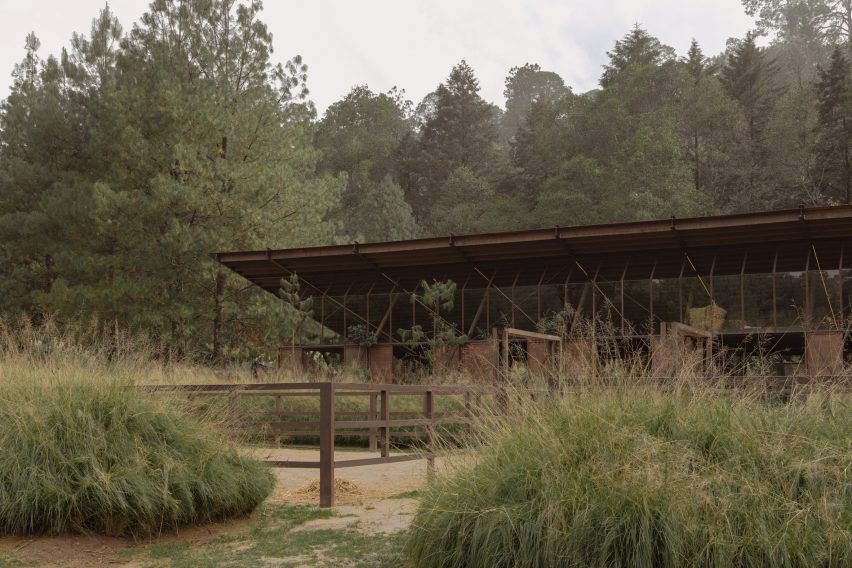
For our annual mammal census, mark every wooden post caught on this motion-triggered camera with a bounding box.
[678,257,685,323]
[708,256,716,375]
[424,390,435,477]
[467,274,495,337]
[319,382,335,508]
[228,391,238,428]
[591,268,598,324]
[380,389,390,458]
[805,250,812,329]
[620,262,628,336]
[839,247,845,322]
[496,386,508,413]
[740,253,747,329]
[648,261,657,339]
[463,391,472,436]
[368,392,378,452]
[486,285,491,330]
[461,282,466,333]
[772,251,778,328]
[511,278,516,328]
[342,291,348,338]
[374,290,399,340]
[366,284,374,330]
[501,327,510,380]
[274,395,282,447]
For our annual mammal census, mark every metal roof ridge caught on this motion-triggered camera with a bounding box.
[215,204,852,261]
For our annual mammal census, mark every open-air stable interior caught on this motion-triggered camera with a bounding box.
[216,205,852,378]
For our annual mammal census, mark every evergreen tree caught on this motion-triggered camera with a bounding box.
[721,33,784,145]
[315,85,412,239]
[0,2,342,360]
[409,60,499,229]
[606,125,700,220]
[430,166,495,234]
[683,39,717,82]
[813,46,852,202]
[502,63,569,141]
[678,41,742,199]
[510,93,579,201]
[601,24,676,87]
[349,176,421,242]
[532,156,605,227]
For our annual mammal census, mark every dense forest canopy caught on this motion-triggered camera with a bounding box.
[1,0,851,359]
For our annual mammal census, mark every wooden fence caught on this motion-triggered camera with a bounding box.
[145,382,500,507]
[141,376,846,506]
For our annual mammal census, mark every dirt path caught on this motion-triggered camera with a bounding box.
[0,448,432,567]
[253,446,441,502]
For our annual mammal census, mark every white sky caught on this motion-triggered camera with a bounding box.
[0,0,755,113]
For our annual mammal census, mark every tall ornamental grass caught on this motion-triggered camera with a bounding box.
[0,328,275,537]
[408,387,852,567]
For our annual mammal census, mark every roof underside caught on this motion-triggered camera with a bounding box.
[216,205,852,296]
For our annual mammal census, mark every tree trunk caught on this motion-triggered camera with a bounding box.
[213,269,224,361]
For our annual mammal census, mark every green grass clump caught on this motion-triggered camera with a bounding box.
[408,388,852,567]
[0,355,275,537]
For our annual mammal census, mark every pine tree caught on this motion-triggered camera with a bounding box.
[721,32,784,144]
[0,2,343,360]
[813,46,852,202]
[601,24,676,87]
[683,39,717,82]
[315,85,412,239]
[678,40,741,199]
[410,60,499,228]
[349,176,421,242]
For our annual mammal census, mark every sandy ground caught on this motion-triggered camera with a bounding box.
[252,446,442,501]
[0,448,433,567]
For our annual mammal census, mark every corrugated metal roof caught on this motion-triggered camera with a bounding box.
[216,205,852,296]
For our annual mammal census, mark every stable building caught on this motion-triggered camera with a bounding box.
[216,205,852,379]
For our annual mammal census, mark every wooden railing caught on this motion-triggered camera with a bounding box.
[142,376,846,506]
[145,382,500,506]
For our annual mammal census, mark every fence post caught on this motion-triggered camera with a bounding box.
[228,391,239,429]
[319,383,335,508]
[273,395,282,447]
[368,392,378,452]
[424,390,435,477]
[496,386,508,413]
[380,389,390,458]
[501,328,510,381]
[464,390,472,437]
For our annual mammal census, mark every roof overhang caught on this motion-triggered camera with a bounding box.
[215,205,852,296]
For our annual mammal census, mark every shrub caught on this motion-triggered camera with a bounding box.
[0,355,275,537]
[408,388,852,567]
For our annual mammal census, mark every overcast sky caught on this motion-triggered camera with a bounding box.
[0,1,756,114]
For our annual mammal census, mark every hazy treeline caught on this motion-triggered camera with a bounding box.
[1,0,851,359]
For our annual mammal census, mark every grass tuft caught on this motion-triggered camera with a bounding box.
[0,331,275,537]
[408,387,852,567]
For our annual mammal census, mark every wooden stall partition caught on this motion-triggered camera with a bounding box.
[652,322,713,378]
[432,345,463,377]
[526,340,551,375]
[459,337,499,380]
[805,330,845,376]
[277,346,304,372]
[368,344,395,380]
[343,345,367,370]
[562,338,597,377]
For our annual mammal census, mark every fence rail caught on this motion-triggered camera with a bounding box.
[142,375,849,506]
[145,381,500,506]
